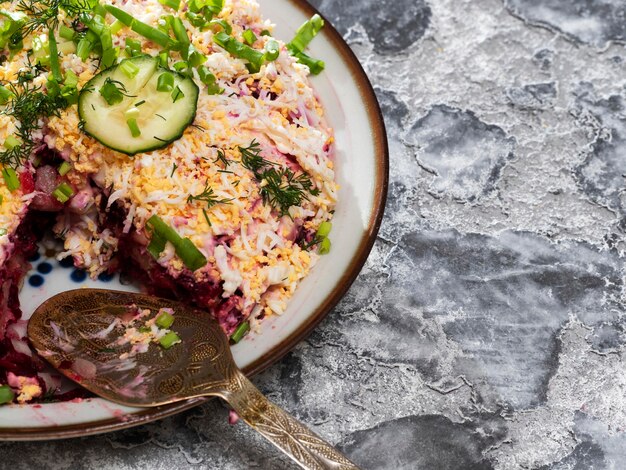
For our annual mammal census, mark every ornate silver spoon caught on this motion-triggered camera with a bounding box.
[28,288,359,470]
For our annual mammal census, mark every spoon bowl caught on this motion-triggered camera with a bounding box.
[28,288,358,470]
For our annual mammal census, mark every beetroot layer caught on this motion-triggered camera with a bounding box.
[105,200,247,334]
[0,213,46,394]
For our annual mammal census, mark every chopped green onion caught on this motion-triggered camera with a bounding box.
[159,331,181,349]
[0,11,25,52]
[198,66,223,95]
[189,0,223,15]
[155,311,175,328]
[58,40,76,55]
[318,237,331,255]
[76,38,93,61]
[147,231,166,259]
[47,77,61,99]
[125,37,142,57]
[61,85,79,105]
[206,0,224,14]
[158,51,169,67]
[0,85,14,105]
[171,85,184,103]
[3,135,19,151]
[146,215,207,270]
[101,48,119,69]
[287,14,324,53]
[172,61,191,76]
[105,5,176,49]
[147,215,181,244]
[100,79,124,105]
[64,70,79,88]
[264,39,280,61]
[84,15,114,65]
[48,30,63,83]
[58,161,72,176]
[208,19,232,35]
[171,17,190,56]
[291,50,325,75]
[316,221,332,238]
[52,182,74,203]
[158,0,180,10]
[59,25,75,41]
[133,18,175,48]
[185,12,206,29]
[125,107,140,119]
[242,29,257,46]
[188,48,207,67]
[260,29,271,36]
[105,5,133,25]
[187,0,203,13]
[110,19,124,34]
[230,321,249,343]
[157,72,175,92]
[177,237,207,270]
[213,32,265,73]
[120,59,140,78]
[126,118,141,137]
[138,326,151,333]
[0,385,14,405]
[286,14,325,75]
[94,2,108,18]
[1,167,19,192]
[31,36,49,57]
[0,228,6,236]
[52,191,69,203]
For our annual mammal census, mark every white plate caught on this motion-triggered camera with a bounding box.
[0,0,388,440]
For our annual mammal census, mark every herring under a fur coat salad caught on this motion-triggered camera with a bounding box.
[0,0,335,405]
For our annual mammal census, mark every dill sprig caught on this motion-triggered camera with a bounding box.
[15,0,96,40]
[187,181,233,208]
[0,82,66,167]
[238,140,320,216]
[213,149,231,167]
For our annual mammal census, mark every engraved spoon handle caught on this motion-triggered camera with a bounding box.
[221,370,360,470]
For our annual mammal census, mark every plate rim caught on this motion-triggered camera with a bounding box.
[0,0,389,441]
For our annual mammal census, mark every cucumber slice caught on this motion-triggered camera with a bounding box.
[78,56,199,156]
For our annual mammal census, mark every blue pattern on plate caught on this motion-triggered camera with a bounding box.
[28,274,44,287]
[70,269,87,282]
[98,272,114,282]
[36,262,53,274]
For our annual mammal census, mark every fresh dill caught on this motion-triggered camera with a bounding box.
[238,140,320,216]
[170,163,178,177]
[300,235,323,251]
[13,0,97,41]
[0,82,67,167]
[187,181,233,208]
[213,149,231,167]
[202,208,212,227]
[15,0,97,41]
[16,59,46,85]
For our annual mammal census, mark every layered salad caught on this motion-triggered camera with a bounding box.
[0,0,335,405]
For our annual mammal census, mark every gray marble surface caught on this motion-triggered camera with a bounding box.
[4,0,626,468]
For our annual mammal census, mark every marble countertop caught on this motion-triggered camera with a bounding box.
[4,0,626,468]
